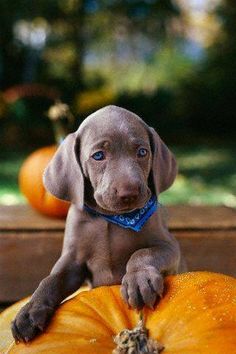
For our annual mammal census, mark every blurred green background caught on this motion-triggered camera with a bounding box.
[0,0,236,207]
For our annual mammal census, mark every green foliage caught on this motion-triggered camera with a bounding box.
[0,0,182,90]
[0,152,26,205]
[176,0,236,139]
[161,145,236,206]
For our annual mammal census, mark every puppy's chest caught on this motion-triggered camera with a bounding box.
[81,218,150,286]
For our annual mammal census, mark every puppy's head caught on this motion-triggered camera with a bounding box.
[43,105,177,213]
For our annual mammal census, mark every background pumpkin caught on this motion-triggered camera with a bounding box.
[18,101,73,218]
[2,272,236,354]
[19,145,70,218]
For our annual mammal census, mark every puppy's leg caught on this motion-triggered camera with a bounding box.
[11,254,87,343]
[121,238,180,309]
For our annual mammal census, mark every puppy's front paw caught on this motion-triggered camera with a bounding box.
[121,267,164,309]
[11,301,55,343]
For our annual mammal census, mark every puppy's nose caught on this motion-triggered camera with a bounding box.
[116,184,140,203]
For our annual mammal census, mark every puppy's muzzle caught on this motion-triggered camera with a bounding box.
[106,180,151,211]
[115,183,140,204]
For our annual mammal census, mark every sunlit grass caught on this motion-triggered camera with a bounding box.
[0,191,25,205]
[160,174,236,207]
[160,145,236,207]
[0,152,26,205]
[0,145,235,206]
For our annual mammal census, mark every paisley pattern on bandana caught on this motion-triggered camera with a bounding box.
[84,195,159,232]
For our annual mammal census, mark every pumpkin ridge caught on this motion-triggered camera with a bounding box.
[14,337,99,352]
[109,286,137,330]
[75,289,117,335]
[155,298,236,343]
[54,311,116,337]
[145,284,197,332]
[145,273,236,348]
[149,272,235,319]
[189,302,236,322]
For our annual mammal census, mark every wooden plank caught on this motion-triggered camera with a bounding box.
[176,230,236,277]
[0,232,63,301]
[168,205,236,230]
[1,204,236,230]
[0,204,236,301]
[0,205,65,231]
[1,228,235,301]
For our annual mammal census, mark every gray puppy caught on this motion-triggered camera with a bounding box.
[12,105,182,343]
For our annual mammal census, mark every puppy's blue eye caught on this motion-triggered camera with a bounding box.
[92,151,105,161]
[137,148,148,157]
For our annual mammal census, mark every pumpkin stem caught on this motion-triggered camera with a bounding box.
[113,314,164,354]
[47,100,74,145]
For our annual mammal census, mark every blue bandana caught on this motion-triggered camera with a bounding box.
[84,195,159,232]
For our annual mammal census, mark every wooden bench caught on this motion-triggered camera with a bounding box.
[0,204,236,302]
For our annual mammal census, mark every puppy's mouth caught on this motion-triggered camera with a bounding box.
[96,202,147,215]
[94,191,152,215]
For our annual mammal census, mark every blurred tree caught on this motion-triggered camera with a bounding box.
[177,0,236,140]
[0,0,185,150]
[0,0,182,93]
[0,1,27,88]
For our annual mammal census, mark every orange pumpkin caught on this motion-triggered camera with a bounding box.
[18,101,74,218]
[19,145,70,218]
[4,272,236,353]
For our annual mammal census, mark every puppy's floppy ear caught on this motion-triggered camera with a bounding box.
[43,133,84,209]
[149,127,177,194]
